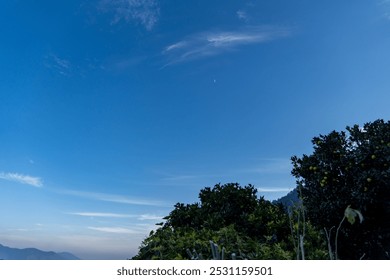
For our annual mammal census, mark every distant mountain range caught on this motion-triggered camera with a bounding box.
[0,244,80,260]
[272,188,300,208]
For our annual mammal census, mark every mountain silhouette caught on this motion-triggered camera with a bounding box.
[273,188,300,208]
[0,244,80,260]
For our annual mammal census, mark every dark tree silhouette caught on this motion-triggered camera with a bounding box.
[291,119,390,259]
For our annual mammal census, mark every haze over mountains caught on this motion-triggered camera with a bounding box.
[0,191,298,260]
[0,244,79,260]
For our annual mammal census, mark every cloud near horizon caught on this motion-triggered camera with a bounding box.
[60,189,170,207]
[68,212,163,220]
[0,172,43,187]
[88,226,140,234]
[163,25,293,65]
[68,212,135,218]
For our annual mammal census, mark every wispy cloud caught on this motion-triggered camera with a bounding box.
[44,54,72,76]
[243,158,292,174]
[68,212,135,218]
[236,10,249,22]
[99,0,160,30]
[68,212,163,220]
[138,214,163,220]
[0,172,43,187]
[257,187,292,193]
[380,0,390,20]
[61,189,169,207]
[88,226,139,234]
[163,25,293,66]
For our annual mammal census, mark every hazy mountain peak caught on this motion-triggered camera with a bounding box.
[0,244,80,260]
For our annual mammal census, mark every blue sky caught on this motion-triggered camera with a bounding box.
[1,0,390,259]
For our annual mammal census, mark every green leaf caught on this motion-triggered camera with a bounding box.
[344,206,364,225]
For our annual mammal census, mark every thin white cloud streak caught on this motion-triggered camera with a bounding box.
[243,158,292,174]
[150,169,212,186]
[164,41,187,52]
[0,172,43,187]
[163,25,293,65]
[68,212,135,218]
[99,0,160,30]
[61,189,169,207]
[257,188,292,193]
[88,226,139,234]
[68,212,163,220]
[138,214,163,220]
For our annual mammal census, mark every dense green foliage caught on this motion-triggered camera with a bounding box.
[132,119,389,260]
[291,119,390,259]
[132,183,327,260]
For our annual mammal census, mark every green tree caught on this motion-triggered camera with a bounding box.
[198,183,258,231]
[132,183,294,259]
[291,119,390,259]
